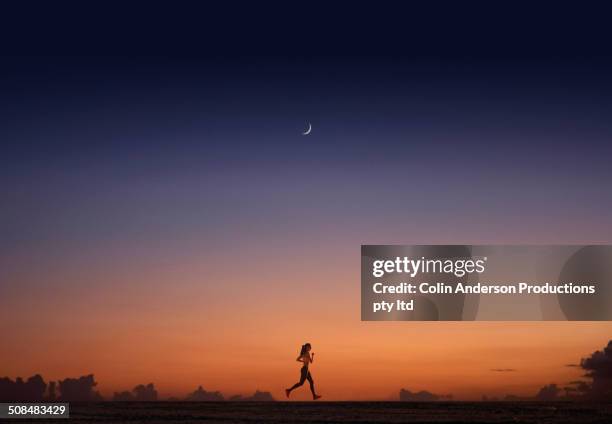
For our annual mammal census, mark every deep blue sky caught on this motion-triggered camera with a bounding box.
[2,54,612,258]
[2,3,612,299]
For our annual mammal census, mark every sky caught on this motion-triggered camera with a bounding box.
[2,18,612,400]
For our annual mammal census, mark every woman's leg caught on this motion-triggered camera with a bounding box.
[306,372,317,397]
[287,367,308,393]
[287,378,304,391]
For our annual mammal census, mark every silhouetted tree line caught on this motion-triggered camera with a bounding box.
[184,385,223,401]
[399,389,452,401]
[0,374,102,402]
[9,340,608,403]
[0,374,273,402]
[112,383,158,401]
[173,386,273,401]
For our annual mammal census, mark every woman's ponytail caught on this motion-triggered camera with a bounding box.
[299,343,311,356]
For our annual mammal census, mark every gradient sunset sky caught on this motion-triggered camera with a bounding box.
[2,13,612,401]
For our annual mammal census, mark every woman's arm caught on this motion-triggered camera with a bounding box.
[310,353,315,363]
[296,356,304,362]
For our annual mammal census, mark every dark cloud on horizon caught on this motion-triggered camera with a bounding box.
[0,374,272,402]
[567,380,591,395]
[528,340,612,401]
[482,394,531,402]
[0,375,46,402]
[3,343,611,402]
[113,383,158,401]
[0,374,103,402]
[399,389,452,402]
[57,374,103,402]
[535,384,561,401]
[229,390,275,401]
[580,340,612,399]
[185,386,224,401]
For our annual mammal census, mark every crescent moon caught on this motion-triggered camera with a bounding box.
[302,122,312,135]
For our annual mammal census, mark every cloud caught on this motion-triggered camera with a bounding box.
[0,375,46,402]
[229,390,275,401]
[535,384,560,401]
[527,340,612,401]
[185,386,224,401]
[58,374,103,402]
[112,391,134,401]
[132,383,157,401]
[580,340,612,399]
[399,389,452,401]
[0,374,103,402]
[490,368,516,372]
[567,380,590,394]
[112,383,158,401]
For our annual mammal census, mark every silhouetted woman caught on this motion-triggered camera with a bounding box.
[285,343,321,400]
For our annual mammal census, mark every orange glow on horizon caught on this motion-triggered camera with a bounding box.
[2,250,609,401]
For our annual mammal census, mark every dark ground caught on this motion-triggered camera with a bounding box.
[29,401,612,424]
